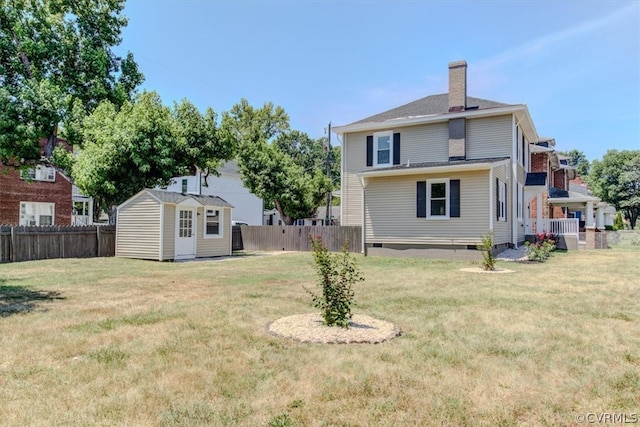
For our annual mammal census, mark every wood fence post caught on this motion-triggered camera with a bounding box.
[96,226,101,257]
[10,226,16,263]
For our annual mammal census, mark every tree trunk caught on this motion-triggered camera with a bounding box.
[108,206,117,225]
[275,200,294,225]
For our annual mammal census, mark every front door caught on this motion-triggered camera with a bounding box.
[175,208,196,259]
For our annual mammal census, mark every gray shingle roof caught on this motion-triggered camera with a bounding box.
[350,94,510,125]
[362,157,509,173]
[525,172,547,187]
[146,189,233,208]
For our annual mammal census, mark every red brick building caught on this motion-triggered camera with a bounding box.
[0,138,78,226]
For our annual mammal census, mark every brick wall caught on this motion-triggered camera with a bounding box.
[553,170,565,189]
[530,153,548,172]
[0,167,72,225]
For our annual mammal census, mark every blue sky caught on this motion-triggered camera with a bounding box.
[119,0,639,161]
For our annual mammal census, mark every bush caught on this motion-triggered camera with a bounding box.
[524,232,557,262]
[305,236,364,328]
[477,232,496,271]
[613,212,624,231]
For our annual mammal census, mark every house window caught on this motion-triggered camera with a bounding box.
[497,180,507,222]
[517,184,523,221]
[181,178,188,193]
[428,179,449,218]
[20,202,54,226]
[374,131,393,167]
[20,165,55,182]
[204,209,222,238]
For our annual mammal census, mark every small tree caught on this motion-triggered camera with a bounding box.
[613,211,624,231]
[477,232,496,271]
[305,236,363,328]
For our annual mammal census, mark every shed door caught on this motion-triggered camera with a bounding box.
[175,208,196,259]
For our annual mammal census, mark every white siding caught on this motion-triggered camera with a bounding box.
[162,205,176,260]
[467,115,513,160]
[196,206,232,257]
[116,193,161,260]
[492,163,511,245]
[364,170,490,245]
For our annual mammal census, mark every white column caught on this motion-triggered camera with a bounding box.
[536,192,543,233]
[596,206,605,229]
[586,201,595,227]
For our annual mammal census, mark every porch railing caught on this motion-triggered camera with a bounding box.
[525,218,579,238]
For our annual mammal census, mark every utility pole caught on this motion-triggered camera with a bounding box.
[325,122,332,225]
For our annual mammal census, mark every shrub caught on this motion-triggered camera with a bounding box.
[613,212,624,231]
[477,232,496,271]
[305,236,364,328]
[524,232,557,262]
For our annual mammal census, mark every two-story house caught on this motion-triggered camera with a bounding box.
[333,60,538,256]
[0,138,93,226]
[164,160,263,225]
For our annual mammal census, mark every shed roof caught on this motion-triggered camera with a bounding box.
[145,189,233,207]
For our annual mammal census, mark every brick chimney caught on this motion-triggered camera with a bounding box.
[448,60,467,112]
[448,60,467,161]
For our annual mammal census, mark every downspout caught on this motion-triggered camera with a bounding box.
[511,116,517,244]
[489,167,494,232]
[359,175,367,256]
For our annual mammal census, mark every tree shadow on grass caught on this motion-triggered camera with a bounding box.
[0,278,65,317]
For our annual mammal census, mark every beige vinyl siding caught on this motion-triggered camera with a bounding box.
[516,163,526,243]
[162,205,176,260]
[342,123,450,226]
[467,115,513,160]
[492,163,511,245]
[195,207,231,257]
[342,132,364,226]
[364,170,490,245]
[116,193,161,259]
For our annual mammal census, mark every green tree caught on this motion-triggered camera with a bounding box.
[589,150,640,229]
[557,149,590,176]
[0,0,143,166]
[221,99,331,225]
[72,92,234,222]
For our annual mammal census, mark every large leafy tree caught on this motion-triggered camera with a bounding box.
[221,99,331,225]
[72,92,234,222]
[588,149,640,229]
[557,149,590,176]
[0,0,143,166]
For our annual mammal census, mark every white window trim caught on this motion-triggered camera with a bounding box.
[21,165,56,182]
[517,183,523,221]
[20,201,55,226]
[373,130,393,168]
[498,181,507,222]
[427,178,450,220]
[203,207,224,239]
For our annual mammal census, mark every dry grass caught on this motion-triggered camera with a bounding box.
[1,244,639,426]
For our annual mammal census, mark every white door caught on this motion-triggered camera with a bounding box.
[175,208,196,259]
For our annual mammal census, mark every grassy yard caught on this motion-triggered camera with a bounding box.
[1,243,639,426]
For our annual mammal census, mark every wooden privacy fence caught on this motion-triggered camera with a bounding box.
[237,225,362,253]
[0,225,115,263]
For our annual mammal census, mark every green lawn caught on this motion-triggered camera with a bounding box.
[1,244,638,426]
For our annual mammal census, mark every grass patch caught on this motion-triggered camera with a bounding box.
[0,246,638,425]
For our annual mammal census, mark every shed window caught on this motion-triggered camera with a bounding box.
[204,209,222,238]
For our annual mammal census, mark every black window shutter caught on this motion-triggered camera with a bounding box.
[417,181,426,218]
[504,182,508,221]
[393,133,401,165]
[450,179,460,217]
[366,136,373,167]
[496,178,500,220]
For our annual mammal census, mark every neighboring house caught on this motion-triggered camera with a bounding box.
[116,189,233,261]
[333,60,538,255]
[294,205,341,226]
[164,160,263,226]
[0,138,93,226]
